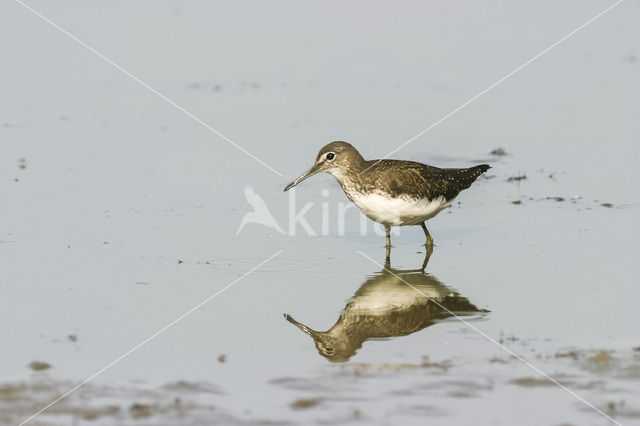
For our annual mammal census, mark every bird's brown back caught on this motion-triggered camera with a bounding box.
[360,160,490,200]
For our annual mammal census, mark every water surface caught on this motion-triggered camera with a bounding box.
[1,1,639,425]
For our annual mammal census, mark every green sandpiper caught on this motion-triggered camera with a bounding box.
[284,141,490,258]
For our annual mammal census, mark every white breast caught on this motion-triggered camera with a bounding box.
[351,192,451,226]
[347,280,449,313]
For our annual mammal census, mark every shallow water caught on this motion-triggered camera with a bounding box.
[1,1,639,425]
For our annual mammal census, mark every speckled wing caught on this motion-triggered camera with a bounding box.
[363,160,490,201]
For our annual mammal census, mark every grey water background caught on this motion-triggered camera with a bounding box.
[1,1,639,424]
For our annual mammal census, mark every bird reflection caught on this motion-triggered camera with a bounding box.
[284,253,486,362]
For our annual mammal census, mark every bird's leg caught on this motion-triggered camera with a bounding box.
[385,225,391,261]
[420,222,434,247]
[421,242,434,271]
[384,256,391,271]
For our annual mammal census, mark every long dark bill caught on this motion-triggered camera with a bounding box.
[283,164,321,191]
[283,314,316,336]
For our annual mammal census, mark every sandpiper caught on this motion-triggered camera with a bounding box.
[284,141,490,258]
[284,255,484,362]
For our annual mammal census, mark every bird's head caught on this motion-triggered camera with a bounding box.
[284,141,365,191]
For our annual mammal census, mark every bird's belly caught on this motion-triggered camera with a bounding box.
[352,193,451,226]
[347,284,448,314]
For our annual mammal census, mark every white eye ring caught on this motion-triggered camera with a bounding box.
[325,152,335,161]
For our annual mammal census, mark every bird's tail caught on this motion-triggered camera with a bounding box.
[457,164,491,188]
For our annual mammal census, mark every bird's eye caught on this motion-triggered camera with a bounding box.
[326,153,335,161]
